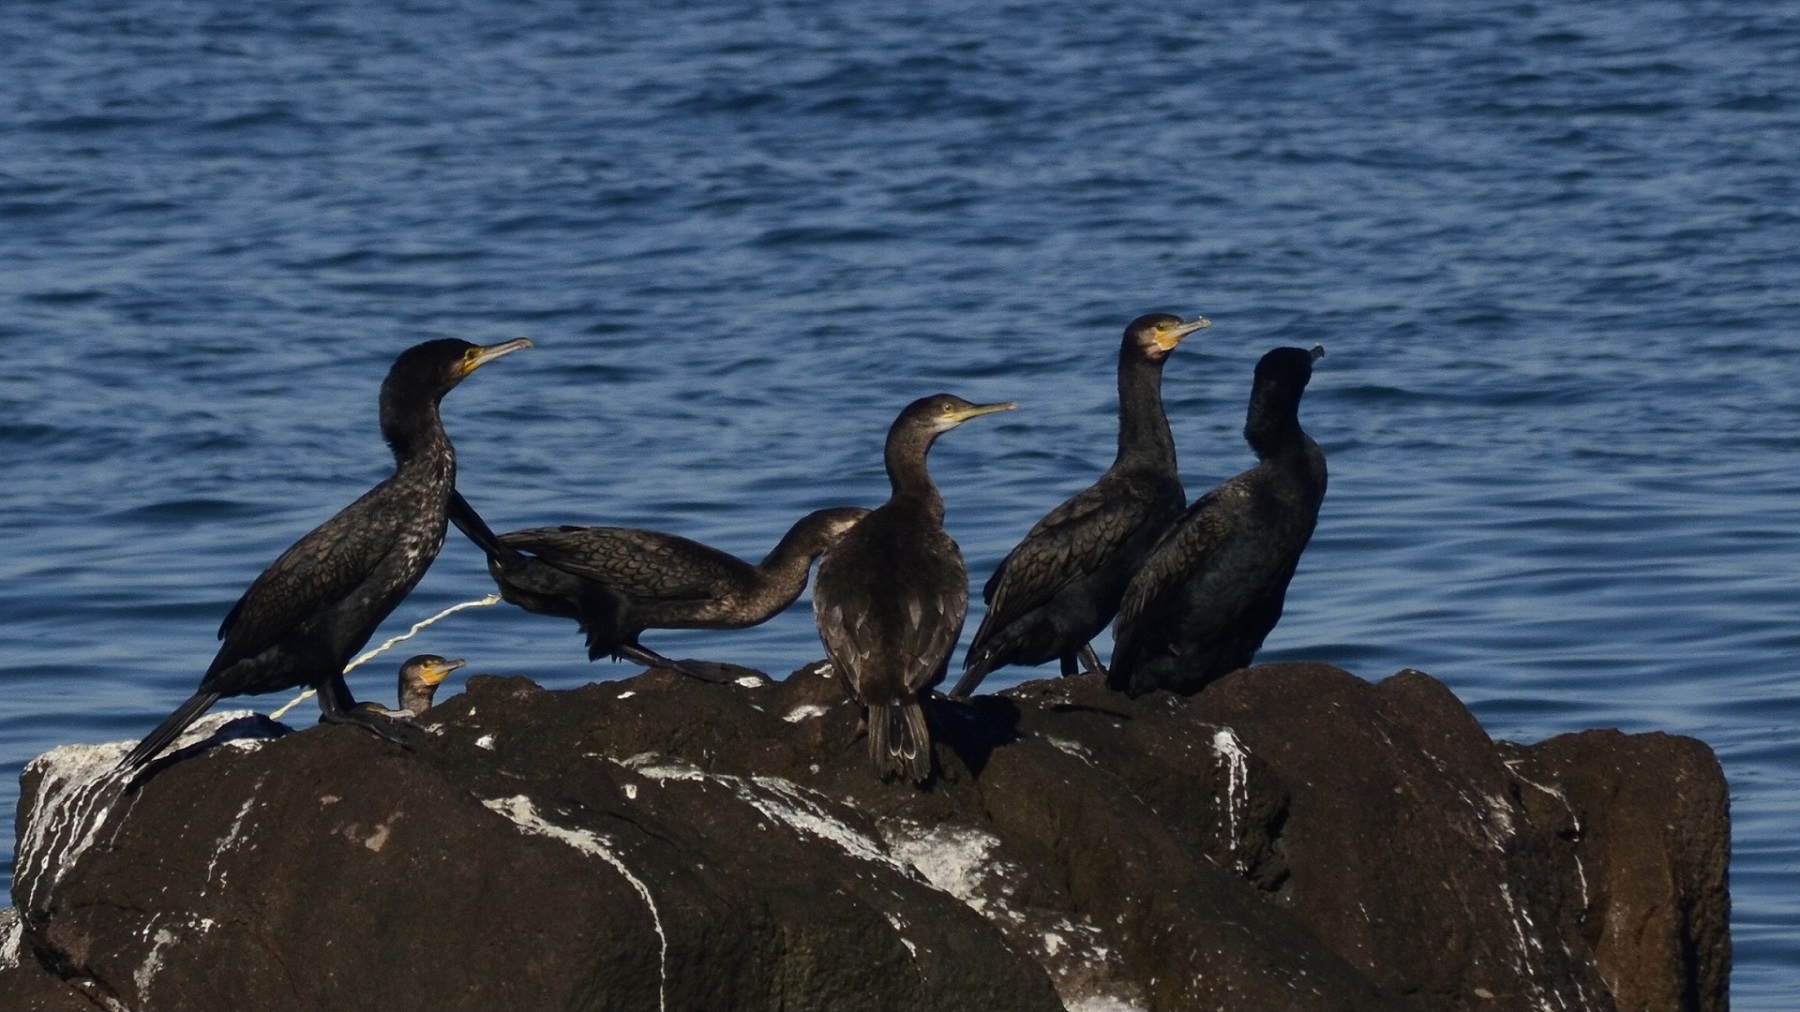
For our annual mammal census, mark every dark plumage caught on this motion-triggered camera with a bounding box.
[117,337,531,771]
[1109,345,1326,697]
[397,654,464,714]
[813,394,1016,784]
[954,313,1209,696]
[452,497,868,669]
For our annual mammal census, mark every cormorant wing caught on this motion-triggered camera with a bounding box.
[1113,483,1248,645]
[501,526,746,601]
[212,486,413,674]
[983,478,1155,618]
[903,571,968,695]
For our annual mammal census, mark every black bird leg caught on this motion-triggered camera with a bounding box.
[615,643,734,684]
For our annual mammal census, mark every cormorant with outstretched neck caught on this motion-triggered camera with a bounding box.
[397,654,464,714]
[813,394,1016,784]
[1109,345,1326,697]
[451,499,868,668]
[118,337,532,770]
[954,313,1209,696]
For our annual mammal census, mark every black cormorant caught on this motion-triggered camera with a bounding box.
[954,313,1209,696]
[1108,345,1326,697]
[117,337,531,770]
[813,393,1016,784]
[452,497,867,670]
[397,654,464,714]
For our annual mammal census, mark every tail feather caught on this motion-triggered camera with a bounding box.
[868,701,932,785]
[118,690,223,771]
[949,652,994,699]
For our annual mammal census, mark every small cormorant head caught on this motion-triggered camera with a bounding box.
[900,393,1019,436]
[383,337,534,403]
[1253,345,1324,388]
[797,505,872,544]
[397,654,466,713]
[1125,313,1211,360]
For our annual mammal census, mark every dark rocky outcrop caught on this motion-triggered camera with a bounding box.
[4,661,1728,1011]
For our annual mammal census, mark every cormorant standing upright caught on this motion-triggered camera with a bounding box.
[954,313,1208,696]
[1109,345,1325,697]
[118,337,531,770]
[813,394,1016,784]
[451,500,868,667]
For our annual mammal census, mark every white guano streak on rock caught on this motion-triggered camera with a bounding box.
[1063,998,1150,1012]
[481,794,668,1012]
[130,914,219,1007]
[782,704,829,723]
[619,753,902,870]
[205,785,263,892]
[0,908,22,972]
[1211,727,1250,873]
[884,822,1004,915]
[1505,759,1590,909]
[1426,747,1589,1012]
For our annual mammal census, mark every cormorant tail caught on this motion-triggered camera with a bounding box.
[118,690,223,771]
[868,701,931,784]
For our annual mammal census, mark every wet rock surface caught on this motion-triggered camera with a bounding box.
[5,661,1728,1012]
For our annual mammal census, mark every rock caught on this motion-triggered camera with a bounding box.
[4,662,1728,1012]
[1499,730,1730,1012]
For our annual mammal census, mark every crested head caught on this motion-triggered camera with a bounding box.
[1124,312,1211,362]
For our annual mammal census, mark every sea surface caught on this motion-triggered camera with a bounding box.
[2,0,1795,1003]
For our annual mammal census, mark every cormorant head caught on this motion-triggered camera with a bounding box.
[383,337,534,404]
[794,506,872,546]
[397,654,466,713]
[1125,313,1211,360]
[898,393,1019,436]
[1245,345,1324,455]
[1252,344,1324,388]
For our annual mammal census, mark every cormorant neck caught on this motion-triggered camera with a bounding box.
[884,424,945,521]
[400,686,434,714]
[1114,348,1176,471]
[1244,385,1307,461]
[381,390,452,466]
[751,523,832,609]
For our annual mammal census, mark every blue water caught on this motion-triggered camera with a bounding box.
[2,0,1795,1002]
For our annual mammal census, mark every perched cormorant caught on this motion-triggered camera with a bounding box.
[117,337,531,770]
[1109,345,1326,697]
[954,313,1209,696]
[451,496,867,670]
[397,654,464,714]
[813,394,1017,784]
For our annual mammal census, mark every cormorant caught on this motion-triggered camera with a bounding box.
[451,496,867,670]
[954,313,1209,696]
[397,654,464,714]
[813,393,1016,784]
[117,337,531,770]
[1109,345,1326,697]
